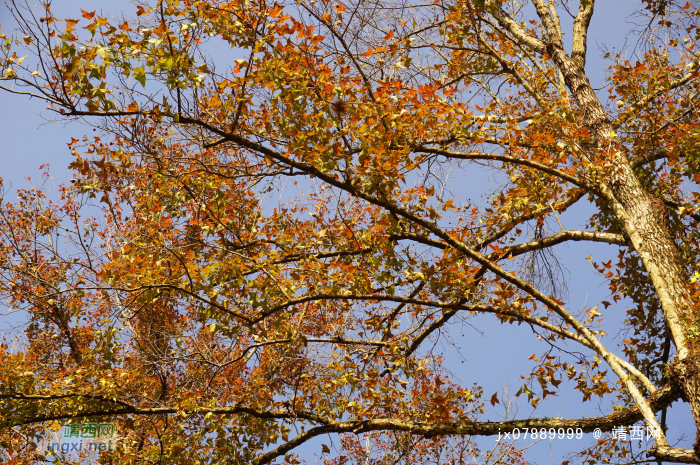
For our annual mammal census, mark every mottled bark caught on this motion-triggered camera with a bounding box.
[668,353,700,457]
[517,0,700,459]
[545,25,699,465]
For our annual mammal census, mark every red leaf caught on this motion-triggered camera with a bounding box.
[490,392,499,406]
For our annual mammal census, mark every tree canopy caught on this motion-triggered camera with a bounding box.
[1,0,700,463]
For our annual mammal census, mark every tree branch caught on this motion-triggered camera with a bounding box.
[3,384,682,464]
[530,0,565,50]
[648,445,700,464]
[629,149,668,170]
[571,0,595,69]
[485,229,628,260]
[489,6,547,54]
[417,147,593,192]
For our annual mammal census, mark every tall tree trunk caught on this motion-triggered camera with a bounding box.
[548,40,700,456]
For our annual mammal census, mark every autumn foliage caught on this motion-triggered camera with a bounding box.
[1,0,700,463]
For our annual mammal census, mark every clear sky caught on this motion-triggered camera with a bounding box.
[0,1,695,463]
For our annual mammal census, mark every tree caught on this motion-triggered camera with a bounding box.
[0,0,699,463]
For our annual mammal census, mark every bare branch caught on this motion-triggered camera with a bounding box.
[417,147,594,192]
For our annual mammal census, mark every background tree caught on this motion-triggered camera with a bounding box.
[1,0,699,463]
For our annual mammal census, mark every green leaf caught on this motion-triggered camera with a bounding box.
[96,45,111,60]
[133,66,146,87]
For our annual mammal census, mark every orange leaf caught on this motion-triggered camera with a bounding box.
[81,10,96,20]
